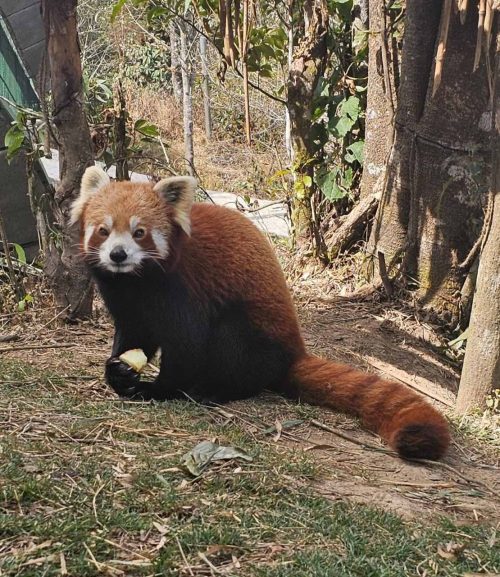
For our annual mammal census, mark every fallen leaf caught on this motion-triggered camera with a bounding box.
[181,440,253,477]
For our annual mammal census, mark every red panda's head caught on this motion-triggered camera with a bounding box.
[70,165,196,274]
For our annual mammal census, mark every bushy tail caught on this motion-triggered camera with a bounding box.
[288,355,450,460]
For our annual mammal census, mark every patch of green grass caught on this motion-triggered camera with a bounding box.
[0,358,498,576]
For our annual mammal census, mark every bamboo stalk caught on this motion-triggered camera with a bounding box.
[484,0,494,96]
[474,0,486,71]
[432,0,453,97]
[458,0,468,24]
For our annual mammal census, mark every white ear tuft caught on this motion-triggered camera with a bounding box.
[69,165,111,225]
[153,176,197,235]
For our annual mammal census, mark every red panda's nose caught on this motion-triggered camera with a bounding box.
[110,247,127,263]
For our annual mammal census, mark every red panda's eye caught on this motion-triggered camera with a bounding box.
[98,227,109,238]
[133,228,146,239]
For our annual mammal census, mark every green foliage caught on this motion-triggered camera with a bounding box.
[3,108,48,163]
[123,41,172,88]
[4,123,25,162]
[12,243,27,264]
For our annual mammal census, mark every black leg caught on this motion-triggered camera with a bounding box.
[105,328,162,399]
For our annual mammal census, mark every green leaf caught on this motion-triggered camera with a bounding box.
[5,125,25,161]
[181,441,253,477]
[341,96,361,121]
[13,243,26,264]
[302,175,312,188]
[134,119,159,137]
[341,167,354,189]
[316,168,347,201]
[111,0,127,22]
[329,115,355,139]
[345,140,364,165]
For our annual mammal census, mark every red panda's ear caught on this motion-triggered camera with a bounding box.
[153,176,197,236]
[70,165,111,225]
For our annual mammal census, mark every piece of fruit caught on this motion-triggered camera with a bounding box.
[119,349,148,372]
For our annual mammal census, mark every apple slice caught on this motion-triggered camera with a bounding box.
[119,348,148,373]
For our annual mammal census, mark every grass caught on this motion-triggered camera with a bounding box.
[0,358,498,577]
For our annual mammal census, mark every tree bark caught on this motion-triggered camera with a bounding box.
[178,20,195,176]
[365,3,490,325]
[242,0,252,145]
[113,79,129,181]
[359,0,396,200]
[365,1,442,282]
[42,0,95,321]
[287,0,328,253]
[456,38,500,414]
[285,0,293,161]
[411,7,490,322]
[199,35,213,141]
[170,21,183,104]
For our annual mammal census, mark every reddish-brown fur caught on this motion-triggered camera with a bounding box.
[180,205,450,459]
[80,184,451,460]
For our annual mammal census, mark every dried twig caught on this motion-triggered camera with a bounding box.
[176,536,195,576]
[0,343,76,353]
[310,419,395,455]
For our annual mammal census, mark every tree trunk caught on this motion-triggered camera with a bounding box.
[242,0,252,145]
[456,38,500,414]
[178,21,195,176]
[42,0,95,321]
[199,35,213,141]
[170,21,183,104]
[411,7,490,322]
[365,1,442,282]
[287,0,328,253]
[284,0,293,161]
[359,0,397,200]
[113,79,129,181]
[365,3,490,326]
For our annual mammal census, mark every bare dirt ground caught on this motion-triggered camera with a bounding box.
[1,272,499,526]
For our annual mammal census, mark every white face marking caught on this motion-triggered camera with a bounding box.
[83,225,95,251]
[99,230,145,273]
[151,229,169,258]
[129,215,139,230]
[104,215,113,228]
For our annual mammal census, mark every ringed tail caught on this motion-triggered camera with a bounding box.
[288,355,450,460]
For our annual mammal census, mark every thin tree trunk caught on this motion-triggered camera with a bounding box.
[456,38,500,414]
[199,35,213,140]
[179,21,195,176]
[170,21,183,104]
[287,0,328,253]
[242,0,252,145]
[41,0,94,321]
[359,0,396,200]
[113,79,129,181]
[285,0,293,161]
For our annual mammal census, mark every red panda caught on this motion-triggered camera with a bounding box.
[71,165,450,460]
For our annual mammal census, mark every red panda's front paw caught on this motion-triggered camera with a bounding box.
[105,356,143,398]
